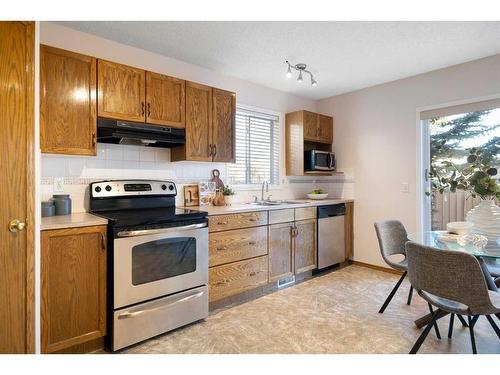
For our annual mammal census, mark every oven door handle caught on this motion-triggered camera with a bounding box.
[117,291,205,320]
[117,222,207,238]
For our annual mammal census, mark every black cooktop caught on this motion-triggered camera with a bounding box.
[92,207,207,228]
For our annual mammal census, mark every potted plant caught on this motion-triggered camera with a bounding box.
[222,185,235,206]
[428,148,500,241]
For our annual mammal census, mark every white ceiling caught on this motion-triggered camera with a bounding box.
[57,21,500,100]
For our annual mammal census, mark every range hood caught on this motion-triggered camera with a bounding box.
[97,118,185,148]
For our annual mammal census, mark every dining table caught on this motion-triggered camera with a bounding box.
[409,231,500,328]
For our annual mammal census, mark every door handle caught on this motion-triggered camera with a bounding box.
[8,219,26,232]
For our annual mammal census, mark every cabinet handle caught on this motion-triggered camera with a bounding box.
[92,132,96,148]
[141,102,145,116]
[216,246,227,251]
[249,271,257,277]
[209,144,213,156]
[213,144,217,157]
[217,222,227,226]
[101,233,106,251]
[147,102,151,117]
[248,241,256,245]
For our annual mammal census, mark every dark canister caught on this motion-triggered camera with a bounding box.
[41,201,55,217]
[52,194,72,216]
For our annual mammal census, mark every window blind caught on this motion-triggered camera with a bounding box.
[228,107,280,185]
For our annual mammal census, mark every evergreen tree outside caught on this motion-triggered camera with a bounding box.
[428,108,500,230]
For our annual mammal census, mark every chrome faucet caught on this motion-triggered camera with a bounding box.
[261,180,269,201]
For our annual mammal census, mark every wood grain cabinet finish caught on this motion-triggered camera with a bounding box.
[212,88,236,162]
[294,207,317,221]
[268,222,294,282]
[209,211,268,232]
[40,45,97,155]
[41,226,107,354]
[209,256,268,302]
[145,71,185,128]
[269,209,295,225]
[303,111,319,141]
[209,226,268,267]
[294,219,317,274]
[97,59,146,122]
[345,202,354,260]
[172,81,212,161]
[318,114,333,144]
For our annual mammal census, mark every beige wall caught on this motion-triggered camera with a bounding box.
[317,54,500,267]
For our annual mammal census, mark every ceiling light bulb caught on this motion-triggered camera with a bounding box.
[286,65,292,78]
[311,77,317,87]
[297,71,303,83]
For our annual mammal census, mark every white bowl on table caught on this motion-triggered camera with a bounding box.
[306,193,329,200]
[446,221,473,235]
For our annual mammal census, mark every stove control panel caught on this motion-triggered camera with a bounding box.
[91,180,177,198]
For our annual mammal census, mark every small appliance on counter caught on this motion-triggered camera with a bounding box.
[304,150,335,172]
[89,179,208,351]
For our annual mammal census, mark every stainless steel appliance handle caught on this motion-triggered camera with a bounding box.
[117,222,207,238]
[329,153,334,170]
[117,291,205,319]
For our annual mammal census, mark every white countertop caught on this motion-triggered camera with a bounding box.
[185,199,353,216]
[41,212,108,231]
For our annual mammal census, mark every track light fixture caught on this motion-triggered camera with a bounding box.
[285,61,317,87]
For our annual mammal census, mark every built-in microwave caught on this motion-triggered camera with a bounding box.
[304,150,336,172]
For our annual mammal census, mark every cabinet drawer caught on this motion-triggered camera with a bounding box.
[295,207,317,221]
[209,256,268,302]
[209,211,268,232]
[269,209,294,224]
[209,226,268,267]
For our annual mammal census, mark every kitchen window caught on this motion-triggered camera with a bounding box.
[228,107,280,185]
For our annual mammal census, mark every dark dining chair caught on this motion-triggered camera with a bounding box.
[374,220,413,313]
[406,241,500,354]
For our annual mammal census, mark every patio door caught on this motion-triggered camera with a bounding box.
[420,98,500,232]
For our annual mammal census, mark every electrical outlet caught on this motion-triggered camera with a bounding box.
[53,177,64,193]
[401,182,410,193]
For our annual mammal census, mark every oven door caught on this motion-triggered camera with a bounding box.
[114,223,208,309]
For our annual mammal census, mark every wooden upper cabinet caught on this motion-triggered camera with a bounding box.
[268,222,294,282]
[212,88,236,162]
[40,45,97,155]
[146,71,185,128]
[41,226,107,354]
[294,219,317,274]
[318,114,333,144]
[303,111,319,141]
[97,60,145,122]
[183,81,212,161]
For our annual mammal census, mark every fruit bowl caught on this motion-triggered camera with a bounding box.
[306,193,329,200]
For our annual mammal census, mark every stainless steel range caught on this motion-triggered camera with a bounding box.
[89,180,209,351]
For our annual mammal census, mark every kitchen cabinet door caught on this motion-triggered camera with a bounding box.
[294,219,317,274]
[182,81,212,161]
[345,202,354,260]
[41,226,106,354]
[212,88,236,162]
[268,222,294,282]
[303,110,319,141]
[318,114,333,144]
[40,45,97,155]
[97,59,145,122]
[146,71,185,128]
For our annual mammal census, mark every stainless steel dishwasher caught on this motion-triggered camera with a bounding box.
[317,204,346,269]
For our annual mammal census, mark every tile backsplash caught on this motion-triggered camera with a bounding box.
[41,143,354,212]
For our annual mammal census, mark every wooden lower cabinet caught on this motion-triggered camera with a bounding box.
[209,256,268,302]
[268,222,294,282]
[209,226,267,267]
[41,225,107,354]
[294,219,317,274]
[345,201,354,260]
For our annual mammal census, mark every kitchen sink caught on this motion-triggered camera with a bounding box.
[247,200,308,206]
